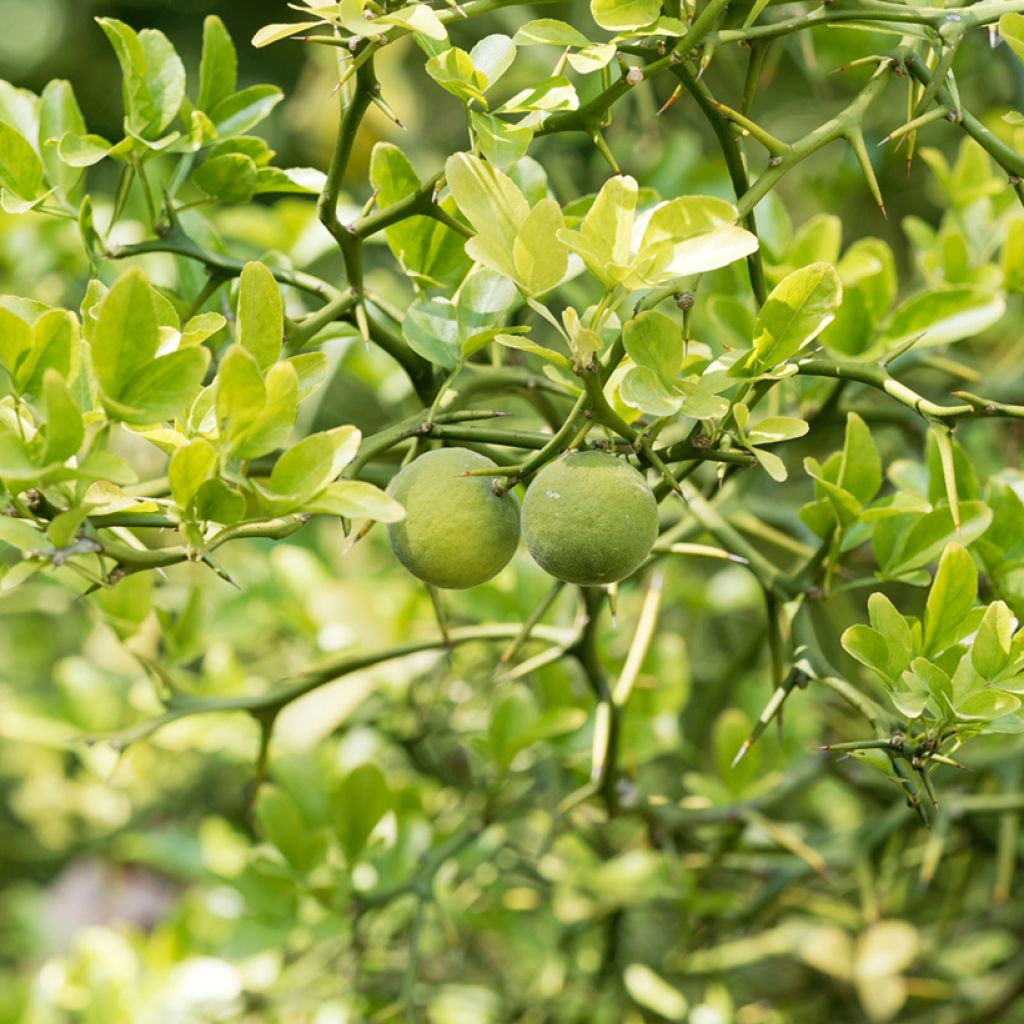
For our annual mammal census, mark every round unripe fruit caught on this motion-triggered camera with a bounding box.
[386,447,520,589]
[521,450,658,586]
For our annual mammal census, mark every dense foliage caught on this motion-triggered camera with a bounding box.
[4,1,1024,1021]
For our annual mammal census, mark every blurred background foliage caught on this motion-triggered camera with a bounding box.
[3,2,1024,1023]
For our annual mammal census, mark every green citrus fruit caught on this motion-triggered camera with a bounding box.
[521,450,658,586]
[386,447,520,589]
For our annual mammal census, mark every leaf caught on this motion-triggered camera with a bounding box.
[38,79,86,200]
[514,19,592,47]
[234,362,298,460]
[470,35,517,89]
[305,480,405,522]
[0,121,44,200]
[193,152,259,203]
[738,263,842,375]
[427,48,489,106]
[0,307,32,381]
[560,175,637,287]
[98,19,186,139]
[880,287,1005,352]
[193,479,246,524]
[238,262,283,369]
[923,543,977,656]
[0,516,46,552]
[267,426,361,505]
[331,764,391,862]
[883,501,991,577]
[368,143,469,286]
[471,111,533,168]
[956,689,1021,721]
[842,624,892,682]
[91,269,159,398]
[972,601,1013,681]
[636,196,758,283]
[114,348,211,425]
[208,85,283,137]
[591,0,659,31]
[867,593,913,680]
[197,15,237,112]
[839,412,882,505]
[445,151,529,253]
[403,298,461,369]
[512,198,568,295]
[252,22,322,48]
[1000,13,1024,64]
[40,369,83,465]
[619,366,683,417]
[216,345,267,448]
[169,438,218,510]
[623,311,682,382]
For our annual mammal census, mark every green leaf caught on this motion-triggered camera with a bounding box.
[91,269,159,398]
[193,152,259,203]
[1002,217,1024,292]
[512,198,568,295]
[955,689,1021,721]
[1000,13,1024,64]
[972,601,1013,681]
[839,412,882,505]
[591,0,659,31]
[256,786,313,869]
[635,195,758,283]
[267,426,361,506]
[169,438,218,510]
[427,48,489,107]
[883,501,991,577]
[470,35,516,89]
[881,287,1005,352]
[305,480,405,522]
[368,142,469,286]
[40,369,83,465]
[494,333,572,369]
[445,151,529,255]
[0,516,46,552]
[97,19,186,139]
[114,347,211,425]
[0,121,44,200]
[498,77,578,120]
[0,307,32,381]
[208,85,282,137]
[197,16,237,112]
[867,593,913,680]
[38,80,86,200]
[842,624,892,682]
[619,366,683,417]
[216,345,266,447]
[403,298,461,369]
[514,19,592,47]
[193,479,246,525]
[623,311,682,382]
[331,764,391,862]
[251,22,323,48]
[237,362,298,460]
[560,174,637,287]
[237,262,283,369]
[737,263,842,376]
[471,111,533,168]
[923,543,978,656]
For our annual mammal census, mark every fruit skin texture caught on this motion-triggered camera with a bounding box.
[521,450,659,586]
[386,447,521,589]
